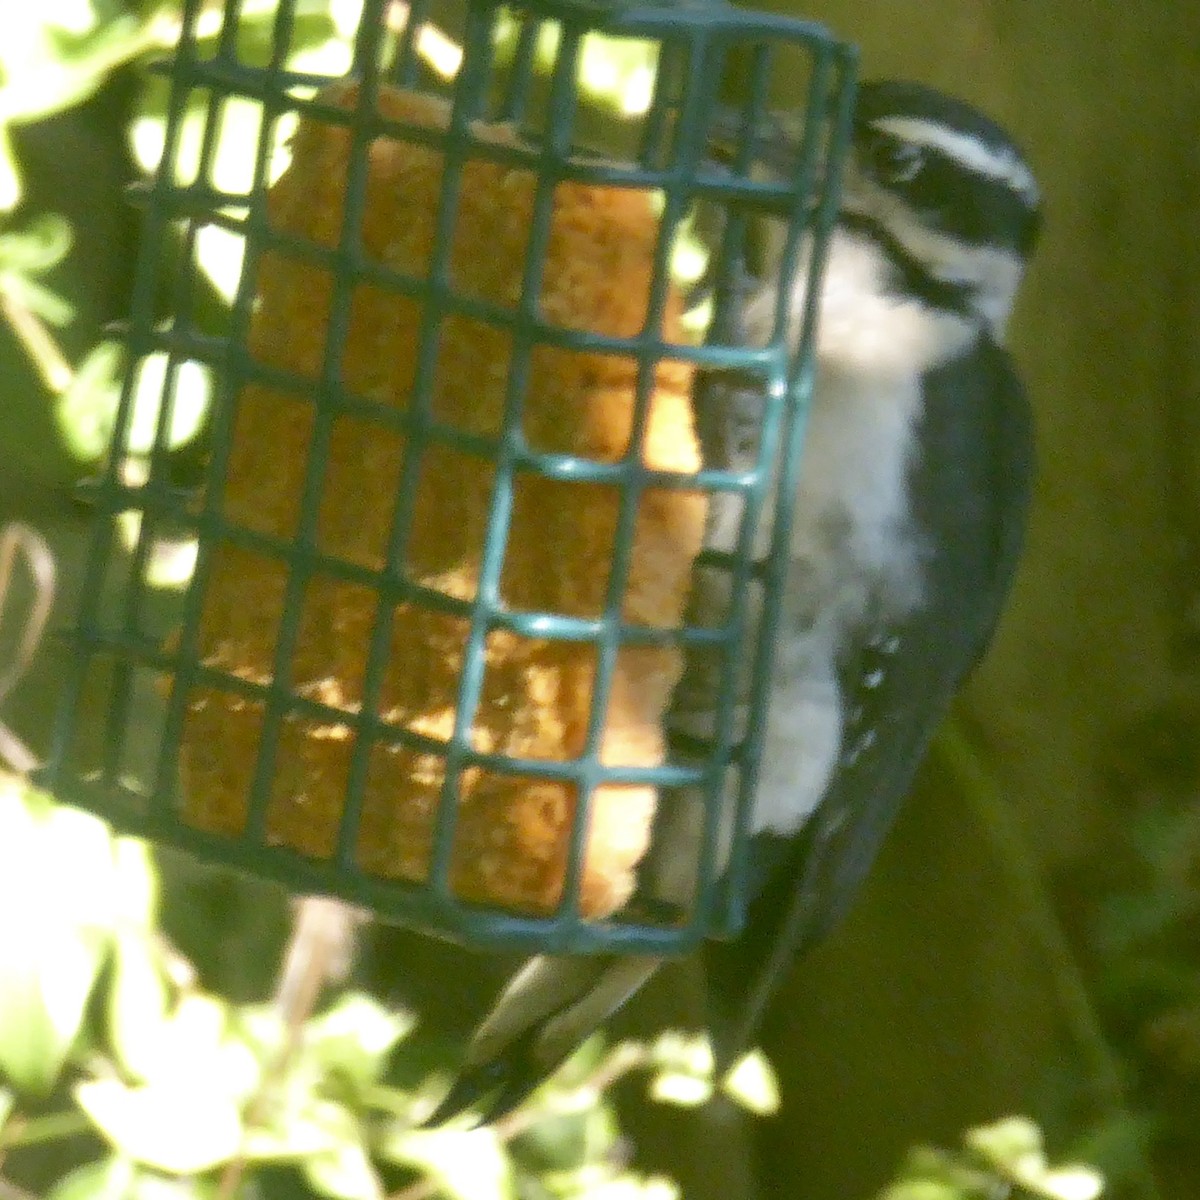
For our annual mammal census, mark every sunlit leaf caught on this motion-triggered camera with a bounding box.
[3,271,76,326]
[547,1034,609,1092]
[193,223,247,304]
[1036,1167,1106,1200]
[330,0,365,40]
[112,837,158,927]
[229,1002,288,1065]
[0,10,147,125]
[286,36,354,81]
[964,1116,1046,1176]
[128,86,274,193]
[0,122,21,210]
[0,212,72,273]
[54,340,125,462]
[511,1104,619,1175]
[241,1097,349,1162]
[129,6,352,301]
[303,1140,384,1200]
[569,1175,681,1200]
[386,1127,515,1200]
[126,351,212,455]
[127,1169,222,1200]
[492,19,659,118]
[719,1050,780,1116]
[46,1155,137,1200]
[0,781,116,1093]
[876,1183,965,1200]
[141,992,260,1103]
[647,1030,713,1079]
[56,342,213,465]
[45,0,100,38]
[75,1077,243,1174]
[305,992,415,1091]
[107,930,171,1083]
[142,533,200,591]
[646,1070,712,1108]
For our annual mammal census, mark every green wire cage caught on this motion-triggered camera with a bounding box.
[40,0,856,955]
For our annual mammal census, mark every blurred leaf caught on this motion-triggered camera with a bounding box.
[511,1105,619,1174]
[0,9,149,126]
[0,1084,14,1135]
[126,351,212,455]
[192,224,248,306]
[55,344,213,465]
[646,1070,712,1108]
[576,1177,680,1200]
[229,1002,288,1066]
[54,340,126,462]
[112,837,159,928]
[882,1144,1009,1200]
[285,33,355,80]
[1070,1112,1161,1192]
[303,1140,383,1200]
[964,1115,1046,1176]
[547,1034,609,1092]
[47,1155,137,1200]
[43,0,101,38]
[876,1183,964,1200]
[358,1082,423,1120]
[141,991,260,1102]
[128,1,348,191]
[141,530,200,591]
[1036,1167,1106,1200]
[129,84,264,195]
[241,1096,350,1162]
[647,1030,713,1079]
[492,17,658,117]
[330,0,365,40]
[107,930,171,1083]
[129,8,353,302]
[0,212,73,273]
[719,1050,780,1116]
[3,271,77,326]
[304,992,415,1092]
[0,122,20,209]
[125,1170,223,1200]
[386,1127,515,1200]
[0,781,116,1093]
[75,1077,243,1174]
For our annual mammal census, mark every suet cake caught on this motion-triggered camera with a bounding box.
[179,83,707,919]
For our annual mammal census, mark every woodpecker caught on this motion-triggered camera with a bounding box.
[429,78,1042,1123]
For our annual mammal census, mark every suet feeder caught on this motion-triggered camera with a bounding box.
[42,0,856,954]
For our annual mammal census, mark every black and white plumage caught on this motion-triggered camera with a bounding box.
[429,79,1042,1124]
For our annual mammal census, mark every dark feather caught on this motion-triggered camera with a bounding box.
[703,338,1034,1069]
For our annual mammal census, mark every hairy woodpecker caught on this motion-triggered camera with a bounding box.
[428,78,1042,1123]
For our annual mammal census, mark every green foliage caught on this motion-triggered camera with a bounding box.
[0,779,122,1093]
[879,1117,1105,1200]
[0,777,779,1200]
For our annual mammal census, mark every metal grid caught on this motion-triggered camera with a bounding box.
[41,0,856,954]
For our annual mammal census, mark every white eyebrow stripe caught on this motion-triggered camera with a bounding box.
[872,115,1040,208]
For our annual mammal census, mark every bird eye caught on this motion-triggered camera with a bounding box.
[865,135,925,185]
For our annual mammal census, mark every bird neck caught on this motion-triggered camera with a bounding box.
[810,224,979,378]
[835,211,1023,342]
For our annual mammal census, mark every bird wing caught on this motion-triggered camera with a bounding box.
[702,339,1035,1069]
